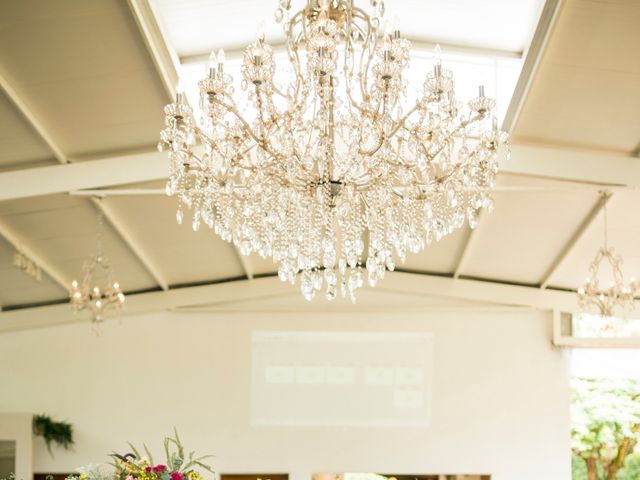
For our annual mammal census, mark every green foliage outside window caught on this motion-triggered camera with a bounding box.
[572,378,640,480]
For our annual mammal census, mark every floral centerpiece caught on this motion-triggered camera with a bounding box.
[67,431,214,480]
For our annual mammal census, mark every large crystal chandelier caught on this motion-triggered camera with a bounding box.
[159,0,509,301]
[70,210,125,324]
[577,192,638,318]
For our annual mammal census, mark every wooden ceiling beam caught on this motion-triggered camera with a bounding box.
[127,0,180,100]
[1,271,625,334]
[538,193,610,289]
[0,218,71,291]
[1,144,638,203]
[0,74,169,293]
[91,197,170,291]
[501,0,564,134]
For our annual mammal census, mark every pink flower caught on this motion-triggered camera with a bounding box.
[126,476,135,480]
[171,473,183,480]
[145,468,152,473]
[153,466,167,473]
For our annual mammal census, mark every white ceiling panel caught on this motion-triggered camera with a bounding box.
[0,235,67,307]
[514,0,640,153]
[546,191,640,291]
[153,0,544,58]
[0,194,158,294]
[247,254,278,277]
[455,174,599,285]
[102,182,247,285]
[0,89,56,171]
[0,0,168,158]
[404,225,471,274]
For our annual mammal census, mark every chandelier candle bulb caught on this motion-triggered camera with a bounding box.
[69,210,125,324]
[175,82,185,104]
[217,49,225,73]
[158,0,510,301]
[208,51,217,77]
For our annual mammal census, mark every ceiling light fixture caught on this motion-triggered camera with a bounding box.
[13,250,42,281]
[69,208,125,325]
[577,192,638,318]
[158,0,509,301]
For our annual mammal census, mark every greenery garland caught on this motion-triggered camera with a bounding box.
[32,414,74,454]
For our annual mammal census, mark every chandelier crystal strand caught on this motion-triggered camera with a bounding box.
[69,208,125,325]
[158,0,510,301]
[577,192,638,318]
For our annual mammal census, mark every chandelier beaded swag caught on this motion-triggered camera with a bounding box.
[69,210,125,324]
[159,0,510,301]
[577,192,638,318]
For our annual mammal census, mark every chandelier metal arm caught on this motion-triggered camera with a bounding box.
[160,0,511,301]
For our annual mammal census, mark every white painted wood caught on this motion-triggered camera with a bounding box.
[539,193,608,288]
[127,0,180,99]
[0,218,71,290]
[0,72,68,164]
[91,197,170,291]
[502,0,564,133]
[552,310,640,349]
[500,143,640,187]
[0,271,622,333]
[0,151,167,201]
[1,144,637,202]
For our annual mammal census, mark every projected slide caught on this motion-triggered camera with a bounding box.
[251,331,433,427]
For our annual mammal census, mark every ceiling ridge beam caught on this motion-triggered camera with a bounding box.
[90,198,169,291]
[2,144,638,203]
[501,0,564,134]
[0,72,68,164]
[127,0,180,99]
[180,37,522,65]
[0,271,614,333]
[539,192,609,289]
[0,218,71,291]
[0,151,167,202]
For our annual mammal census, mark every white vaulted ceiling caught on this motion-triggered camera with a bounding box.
[0,0,639,330]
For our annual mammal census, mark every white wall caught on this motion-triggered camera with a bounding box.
[0,308,570,480]
[0,414,32,480]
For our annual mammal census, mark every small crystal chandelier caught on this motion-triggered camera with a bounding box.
[70,210,125,324]
[159,0,509,301]
[13,250,42,281]
[577,192,638,318]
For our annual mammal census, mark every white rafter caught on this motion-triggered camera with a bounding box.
[539,193,609,289]
[1,144,638,203]
[180,37,523,65]
[126,0,180,99]
[0,218,71,291]
[0,73,170,292]
[0,72,68,164]
[90,197,170,291]
[125,2,256,281]
[451,0,564,279]
[501,0,564,133]
[0,271,620,333]
[0,151,166,202]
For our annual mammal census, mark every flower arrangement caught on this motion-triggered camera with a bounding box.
[66,430,214,480]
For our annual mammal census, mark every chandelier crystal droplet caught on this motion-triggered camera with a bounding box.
[158,0,510,301]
